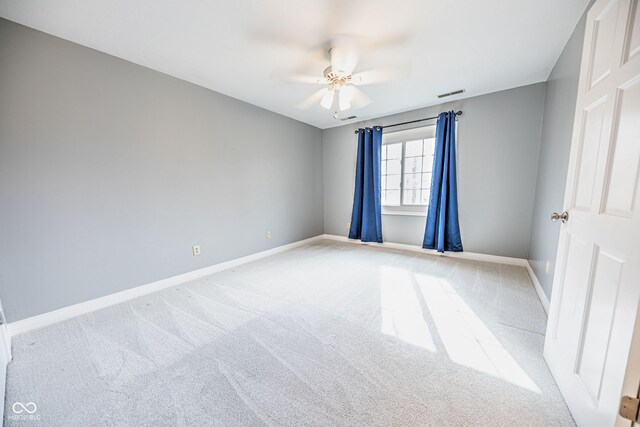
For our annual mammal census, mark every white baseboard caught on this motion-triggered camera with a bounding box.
[8,235,324,337]
[323,234,527,267]
[7,233,549,338]
[525,261,550,315]
[1,324,10,361]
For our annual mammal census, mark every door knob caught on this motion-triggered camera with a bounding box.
[551,211,569,223]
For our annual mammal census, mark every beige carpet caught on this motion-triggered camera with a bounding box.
[5,241,574,426]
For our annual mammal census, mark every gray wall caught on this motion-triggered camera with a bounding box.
[528,5,592,300]
[0,19,323,322]
[323,83,546,259]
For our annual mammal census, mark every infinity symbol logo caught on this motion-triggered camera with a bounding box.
[12,402,37,414]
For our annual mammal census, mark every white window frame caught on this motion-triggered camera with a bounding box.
[381,125,437,217]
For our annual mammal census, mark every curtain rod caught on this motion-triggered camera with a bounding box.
[353,110,463,134]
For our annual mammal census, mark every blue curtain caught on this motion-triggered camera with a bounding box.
[349,127,383,243]
[423,112,463,252]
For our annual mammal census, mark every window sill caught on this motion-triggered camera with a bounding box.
[382,208,427,217]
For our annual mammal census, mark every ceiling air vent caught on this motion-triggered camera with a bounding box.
[340,116,357,121]
[438,89,465,99]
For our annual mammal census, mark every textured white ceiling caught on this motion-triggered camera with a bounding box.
[0,0,590,129]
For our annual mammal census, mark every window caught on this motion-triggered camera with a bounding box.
[381,126,436,213]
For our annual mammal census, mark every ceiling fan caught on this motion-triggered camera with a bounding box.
[278,43,410,118]
[320,62,358,112]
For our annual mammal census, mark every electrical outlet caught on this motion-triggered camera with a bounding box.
[192,245,201,256]
[545,260,551,274]
[266,230,272,239]
[347,222,351,232]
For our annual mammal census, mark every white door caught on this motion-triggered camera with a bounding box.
[544,0,640,426]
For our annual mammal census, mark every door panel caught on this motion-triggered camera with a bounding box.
[572,100,607,211]
[554,235,593,358]
[589,0,620,89]
[576,247,625,400]
[602,77,640,217]
[623,0,640,63]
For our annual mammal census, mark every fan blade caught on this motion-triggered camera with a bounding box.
[329,45,359,75]
[351,67,411,86]
[296,88,329,110]
[349,86,372,109]
[361,33,413,53]
[272,72,326,85]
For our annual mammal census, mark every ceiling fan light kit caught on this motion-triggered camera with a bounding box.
[321,65,355,112]
[320,89,335,109]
